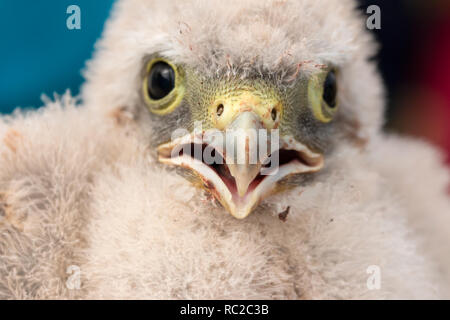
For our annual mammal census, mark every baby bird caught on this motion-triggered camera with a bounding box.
[1,0,450,299]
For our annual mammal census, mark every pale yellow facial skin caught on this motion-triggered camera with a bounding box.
[209,90,283,130]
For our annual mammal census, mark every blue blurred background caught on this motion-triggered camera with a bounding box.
[0,0,114,113]
[1,0,450,162]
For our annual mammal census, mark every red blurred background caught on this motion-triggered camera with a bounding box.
[360,0,450,164]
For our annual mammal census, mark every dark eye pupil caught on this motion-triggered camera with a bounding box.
[147,61,175,100]
[323,70,337,108]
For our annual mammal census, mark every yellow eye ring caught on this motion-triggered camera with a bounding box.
[142,58,185,115]
[307,69,338,123]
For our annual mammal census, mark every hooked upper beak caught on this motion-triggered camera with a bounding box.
[157,91,324,219]
[226,112,264,198]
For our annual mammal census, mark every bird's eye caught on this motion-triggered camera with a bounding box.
[142,58,185,115]
[323,70,337,108]
[148,62,175,100]
[307,69,338,123]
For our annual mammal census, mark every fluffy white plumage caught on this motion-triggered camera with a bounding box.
[1,0,450,299]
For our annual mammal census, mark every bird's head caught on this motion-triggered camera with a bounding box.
[149,58,330,218]
[83,0,384,219]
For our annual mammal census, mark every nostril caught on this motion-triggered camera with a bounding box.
[216,104,224,117]
[271,108,277,121]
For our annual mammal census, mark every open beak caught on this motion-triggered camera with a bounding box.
[157,93,324,219]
